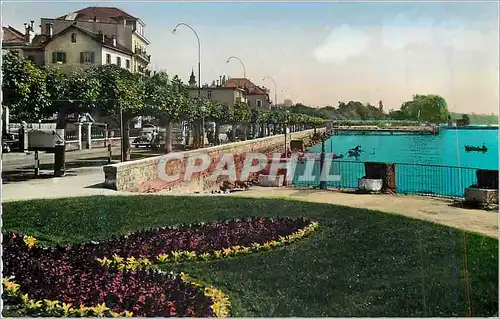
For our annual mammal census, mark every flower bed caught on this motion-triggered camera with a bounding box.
[2,217,320,317]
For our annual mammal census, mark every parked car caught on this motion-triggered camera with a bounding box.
[2,132,20,153]
[132,132,153,148]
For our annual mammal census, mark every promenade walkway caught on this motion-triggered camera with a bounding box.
[1,167,497,238]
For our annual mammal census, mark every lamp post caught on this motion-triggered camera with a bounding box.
[173,22,204,147]
[226,56,246,79]
[284,109,289,157]
[262,76,278,108]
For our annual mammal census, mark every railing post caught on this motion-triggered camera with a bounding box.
[108,144,112,164]
[319,138,327,189]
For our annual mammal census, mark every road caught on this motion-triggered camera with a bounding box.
[1,147,122,171]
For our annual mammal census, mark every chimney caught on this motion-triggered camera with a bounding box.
[111,35,116,47]
[216,79,219,87]
[47,23,53,37]
[92,16,97,32]
[219,76,222,86]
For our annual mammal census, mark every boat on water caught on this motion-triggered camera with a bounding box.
[348,146,362,157]
[465,144,488,152]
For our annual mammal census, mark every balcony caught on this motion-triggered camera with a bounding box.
[134,47,151,63]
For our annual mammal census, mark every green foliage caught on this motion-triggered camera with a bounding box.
[449,112,498,125]
[144,71,188,125]
[2,52,50,121]
[399,94,449,123]
[88,65,145,118]
[3,196,498,317]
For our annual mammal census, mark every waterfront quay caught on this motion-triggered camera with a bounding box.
[331,125,440,135]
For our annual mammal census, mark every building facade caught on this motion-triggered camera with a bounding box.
[222,78,271,108]
[186,71,247,106]
[44,6,150,74]
[2,7,150,74]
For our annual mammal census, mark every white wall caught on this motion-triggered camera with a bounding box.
[101,47,132,71]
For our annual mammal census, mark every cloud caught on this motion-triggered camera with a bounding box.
[381,13,491,51]
[381,13,435,50]
[313,25,370,64]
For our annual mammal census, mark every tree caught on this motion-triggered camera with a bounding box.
[461,114,470,126]
[399,94,449,123]
[89,65,146,161]
[2,52,50,125]
[145,72,188,153]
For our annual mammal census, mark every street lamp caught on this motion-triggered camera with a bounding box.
[262,76,278,108]
[226,56,246,79]
[284,109,289,157]
[173,22,204,147]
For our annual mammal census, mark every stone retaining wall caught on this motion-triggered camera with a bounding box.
[103,129,320,192]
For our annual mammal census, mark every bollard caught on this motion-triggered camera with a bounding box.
[108,144,112,164]
[34,151,40,176]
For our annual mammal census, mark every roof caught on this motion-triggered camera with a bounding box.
[57,7,137,23]
[44,24,133,55]
[223,78,268,95]
[2,26,28,46]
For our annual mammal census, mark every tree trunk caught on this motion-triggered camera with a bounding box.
[215,122,221,145]
[122,118,131,161]
[242,125,247,141]
[54,109,66,177]
[231,124,236,141]
[165,121,173,154]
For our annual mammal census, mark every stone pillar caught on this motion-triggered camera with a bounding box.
[84,123,92,149]
[4,106,9,133]
[476,169,499,189]
[104,124,108,147]
[364,162,396,192]
[76,122,83,150]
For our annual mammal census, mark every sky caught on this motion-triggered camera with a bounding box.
[2,1,499,114]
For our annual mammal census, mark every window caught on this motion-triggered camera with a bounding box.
[116,56,121,67]
[126,59,130,69]
[71,33,76,43]
[106,54,111,64]
[51,52,66,64]
[256,100,263,108]
[79,52,95,64]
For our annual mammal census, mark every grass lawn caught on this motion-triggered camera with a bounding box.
[2,195,498,317]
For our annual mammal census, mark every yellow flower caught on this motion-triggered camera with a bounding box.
[3,280,20,293]
[222,248,233,256]
[200,252,211,260]
[171,251,182,262]
[112,254,124,263]
[21,293,30,304]
[23,235,38,248]
[214,250,222,258]
[240,246,251,254]
[109,310,122,317]
[184,251,197,260]
[59,302,73,316]
[251,243,261,249]
[123,310,133,317]
[93,303,109,316]
[43,299,59,308]
[117,263,126,271]
[138,258,152,268]
[180,272,190,282]
[157,254,169,262]
[27,299,42,310]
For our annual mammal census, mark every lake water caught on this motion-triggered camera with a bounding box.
[292,128,499,197]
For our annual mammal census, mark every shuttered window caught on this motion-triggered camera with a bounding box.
[80,52,95,64]
[52,52,66,64]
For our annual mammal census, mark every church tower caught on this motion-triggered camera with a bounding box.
[188,69,197,88]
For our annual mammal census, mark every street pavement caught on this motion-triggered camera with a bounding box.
[1,147,122,171]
